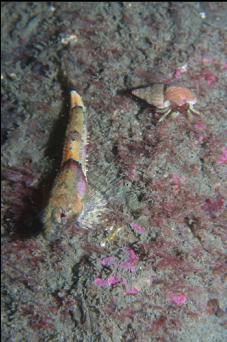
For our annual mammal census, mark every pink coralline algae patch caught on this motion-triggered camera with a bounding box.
[127,163,139,181]
[173,65,188,80]
[194,122,207,132]
[201,57,213,65]
[125,288,140,296]
[95,250,141,292]
[202,196,225,218]
[130,222,145,234]
[21,304,55,332]
[100,256,118,268]
[95,276,122,288]
[94,278,108,288]
[202,69,219,87]
[217,148,227,165]
[169,294,187,306]
[193,122,208,144]
[119,248,139,273]
[170,174,186,192]
[107,276,122,287]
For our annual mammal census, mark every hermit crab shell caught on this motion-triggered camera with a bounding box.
[165,86,197,106]
[132,84,169,109]
[132,84,197,109]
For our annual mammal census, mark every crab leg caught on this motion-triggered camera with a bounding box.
[158,107,172,122]
[188,104,202,116]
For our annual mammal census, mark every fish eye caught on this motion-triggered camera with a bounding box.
[58,208,68,223]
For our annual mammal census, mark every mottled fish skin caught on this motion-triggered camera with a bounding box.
[62,91,88,178]
[43,91,88,239]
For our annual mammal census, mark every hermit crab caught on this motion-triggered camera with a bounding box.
[132,84,201,122]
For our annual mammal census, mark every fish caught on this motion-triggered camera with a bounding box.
[43,90,88,240]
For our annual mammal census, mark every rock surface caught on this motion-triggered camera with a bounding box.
[1,2,227,341]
